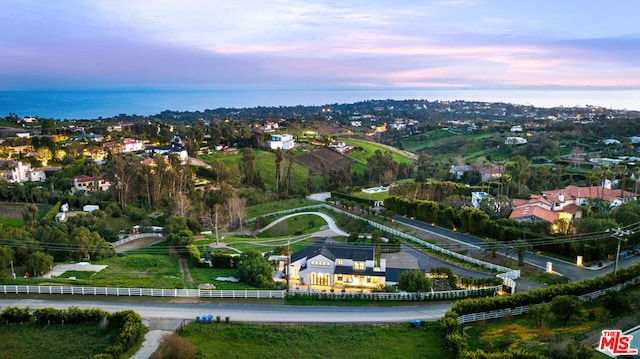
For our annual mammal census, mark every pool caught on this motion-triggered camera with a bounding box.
[362,186,389,194]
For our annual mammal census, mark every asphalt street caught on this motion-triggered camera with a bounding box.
[0,298,451,323]
[394,215,640,282]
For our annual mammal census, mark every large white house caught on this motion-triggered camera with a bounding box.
[266,134,295,150]
[289,238,386,291]
[0,160,46,183]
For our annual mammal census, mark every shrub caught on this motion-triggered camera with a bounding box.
[602,290,631,316]
[151,333,197,359]
[1,306,31,323]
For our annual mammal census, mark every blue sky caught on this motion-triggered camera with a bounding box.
[1,0,639,91]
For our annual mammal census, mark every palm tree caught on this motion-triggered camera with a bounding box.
[508,238,532,267]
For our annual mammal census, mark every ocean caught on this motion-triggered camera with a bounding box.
[0,88,639,120]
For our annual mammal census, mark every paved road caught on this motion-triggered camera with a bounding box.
[0,298,450,323]
[394,216,640,282]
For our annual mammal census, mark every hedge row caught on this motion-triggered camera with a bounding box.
[452,262,640,315]
[286,287,499,303]
[44,201,62,221]
[0,306,144,359]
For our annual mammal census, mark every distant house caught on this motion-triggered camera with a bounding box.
[509,183,638,228]
[505,137,528,145]
[328,141,352,154]
[83,205,99,213]
[144,145,189,164]
[289,238,386,291]
[72,175,111,193]
[471,192,489,209]
[510,125,523,132]
[449,165,474,180]
[0,160,46,183]
[603,139,621,145]
[480,166,506,182]
[266,134,295,150]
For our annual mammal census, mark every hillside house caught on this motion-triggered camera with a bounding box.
[505,137,528,145]
[72,175,111,193]
[449,165,474,180]
[266,134,295,150]
[289,239,386,291]
[509,183,638,228]
[0,160,46,183]
[480,166,506,182]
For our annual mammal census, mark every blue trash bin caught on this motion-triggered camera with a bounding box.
[196,316,200,323]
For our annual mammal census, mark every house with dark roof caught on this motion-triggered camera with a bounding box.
[288,238,386,291]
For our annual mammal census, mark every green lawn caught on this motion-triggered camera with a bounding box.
[180,321,449,359]
[0,217,23,227]
[0,322,120,359]
[245,198,318,219]
[258,214,326,238]
[344,138,412,164]
[90,250,185,288]
[201,149,321,192]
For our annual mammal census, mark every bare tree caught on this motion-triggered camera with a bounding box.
[227,195,247,230]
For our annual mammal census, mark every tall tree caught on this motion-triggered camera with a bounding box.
[510,155,531,197]
[33,147,52,166]
[274,148,285,193]
[242,148,255,185]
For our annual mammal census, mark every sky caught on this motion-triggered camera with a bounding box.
[1,0,640,92]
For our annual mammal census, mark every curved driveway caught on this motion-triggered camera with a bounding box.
[0,298,450,323]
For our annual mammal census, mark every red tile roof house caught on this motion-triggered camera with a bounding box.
[72,175,111,193]
[509,183,638,228]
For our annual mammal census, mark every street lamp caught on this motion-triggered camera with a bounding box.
[607,227,634,274]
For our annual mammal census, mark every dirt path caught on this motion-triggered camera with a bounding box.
[169,245,195,288]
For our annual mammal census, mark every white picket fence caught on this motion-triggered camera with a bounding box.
[245,203,521,292]
[0,285,285,299]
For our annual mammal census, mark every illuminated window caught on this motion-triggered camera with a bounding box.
[337,259,343,265]
[354,262,364,270]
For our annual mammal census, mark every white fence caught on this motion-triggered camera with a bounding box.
[0,285,285,299]
[111,233,164,247]
[457,273,640,324]
[244,203,520,292]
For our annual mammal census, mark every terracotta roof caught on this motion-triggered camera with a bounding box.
[542,185,638,203]
[73,175,96,183]
[509,205,559,222]
[562,204,581,215]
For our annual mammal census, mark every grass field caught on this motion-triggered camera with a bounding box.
[403,129,510,163]
[0,322,120,359]
[180,321,449,359]
[244,198,318,219]
[463,292,640,359]
[343,138,412,164]
[0,217,23,227]
[200,149,322,192]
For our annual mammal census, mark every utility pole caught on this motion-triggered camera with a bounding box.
[10,260,15,280]
[286,239,291,294]
[607,227,634,274]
